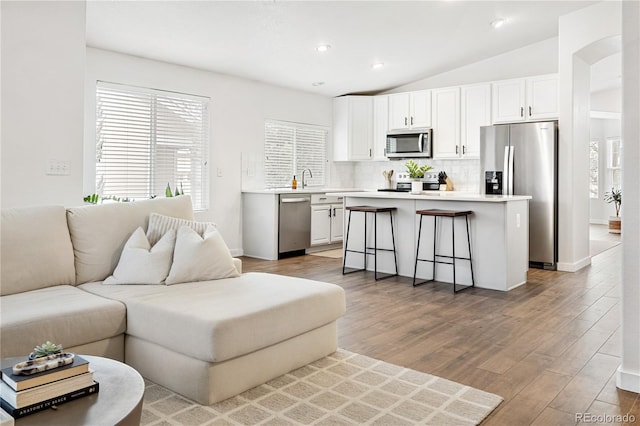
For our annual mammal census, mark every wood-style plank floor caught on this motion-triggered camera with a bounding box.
[240,243,639,425]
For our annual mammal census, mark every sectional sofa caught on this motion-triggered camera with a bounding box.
[0,196,346,404]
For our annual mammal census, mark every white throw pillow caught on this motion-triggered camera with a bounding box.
[165,225,240,285]
[146,213,216,246]
[103,227,176,285]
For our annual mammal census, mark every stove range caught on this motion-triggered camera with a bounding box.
[378,172,442,192]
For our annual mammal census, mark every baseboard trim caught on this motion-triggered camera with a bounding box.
[617,366,640,393]
[589,219,608,225]
[230,248,244,257]
[557,256,591,272]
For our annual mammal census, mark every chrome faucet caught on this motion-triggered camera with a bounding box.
[301,169,313,188]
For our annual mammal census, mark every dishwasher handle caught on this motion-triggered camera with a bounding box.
[280,197,310,203]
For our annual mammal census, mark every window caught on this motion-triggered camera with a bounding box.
[607,137,622,190]
[264,120,327,188]
[96,82,209,210]
[589,140,599,199]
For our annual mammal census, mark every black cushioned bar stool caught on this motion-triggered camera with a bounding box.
[342,206,398,280]
[413,209,475,293]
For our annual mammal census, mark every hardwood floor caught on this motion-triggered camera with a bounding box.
[240,245,639,425]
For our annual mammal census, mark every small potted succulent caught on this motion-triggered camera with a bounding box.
[405,160,433,194]
[29,341,63,360]
[604,187,622,234]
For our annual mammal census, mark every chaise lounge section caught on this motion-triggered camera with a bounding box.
[0,196,346,405]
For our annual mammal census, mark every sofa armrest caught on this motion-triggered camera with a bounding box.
[232,258,242,275]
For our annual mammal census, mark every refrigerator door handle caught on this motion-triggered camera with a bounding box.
[508,146,515,195]
[503,146,510,195]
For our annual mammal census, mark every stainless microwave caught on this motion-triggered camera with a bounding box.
[385,128,432,159]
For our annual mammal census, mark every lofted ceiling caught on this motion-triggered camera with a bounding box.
[86,1,597,98]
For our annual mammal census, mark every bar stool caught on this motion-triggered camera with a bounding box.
[413,209,475,293]
[342,206,398,280]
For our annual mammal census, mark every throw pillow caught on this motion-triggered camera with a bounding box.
[165,225,240,285]
[103,227,176,285]
[146,213,217,246]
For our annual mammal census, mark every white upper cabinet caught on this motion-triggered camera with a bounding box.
[431,87,460,159]
[372,95,389,160]
[388,90,431,130]
[492,74,558,124]
[460,83,491,158]
[333,96,373,161]
[526,74,559,120]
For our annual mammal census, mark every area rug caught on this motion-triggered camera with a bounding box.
[141,349,503,425]
[590,239,621,257]
[308,248,343,259]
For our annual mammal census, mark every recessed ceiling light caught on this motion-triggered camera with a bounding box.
[372,62,385,70]
[312,81,325,87]
[491,18,506,29]
[316,44,331,53]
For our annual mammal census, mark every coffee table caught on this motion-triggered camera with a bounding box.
[2,355,144,425]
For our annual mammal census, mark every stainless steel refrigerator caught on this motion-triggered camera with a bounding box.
[480,121,558,269]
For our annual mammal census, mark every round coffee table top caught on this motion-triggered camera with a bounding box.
[2,355,144,425]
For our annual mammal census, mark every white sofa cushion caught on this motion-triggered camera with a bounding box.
[1,206,76,295]
[104,228,176,285]
[146,212,216,246]
[80,272,345,363]
[166,225,240,285]
[67,196,194,284]
[0,285,126,358]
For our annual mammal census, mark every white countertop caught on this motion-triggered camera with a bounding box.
[333,191,532,203]
[242,187,362,195]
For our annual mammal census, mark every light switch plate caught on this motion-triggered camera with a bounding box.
[46,159,70,176]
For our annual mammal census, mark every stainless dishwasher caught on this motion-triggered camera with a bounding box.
[278,194,311,258]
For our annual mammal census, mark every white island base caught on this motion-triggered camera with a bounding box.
[336,192,531,292]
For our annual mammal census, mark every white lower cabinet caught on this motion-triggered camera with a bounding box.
[311,194,344,246]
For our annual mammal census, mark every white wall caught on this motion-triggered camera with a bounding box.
[384,37,558,93]
[619,0,640,394]
[1,1,86,208]
[592,88,622,113]
[557,1,621,272]
[85,48,332,254]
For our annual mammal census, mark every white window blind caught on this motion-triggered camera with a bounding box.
[96,82,209,210]
[264,121,327,188]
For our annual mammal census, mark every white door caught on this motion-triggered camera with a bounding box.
[461,84,491,158]
[373,95,389,160]
[431,87,460,158]
[330,204,344,242]
[492,79,526,124]
[310,205,331,245]
[527,75,559,120]
[388,93,410,130]
[348,97,373,160]
[410,90,432,128]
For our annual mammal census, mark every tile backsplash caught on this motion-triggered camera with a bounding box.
[330,159,481,192]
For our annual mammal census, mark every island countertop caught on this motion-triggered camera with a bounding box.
[339,192,530,291]
[333,191,532,202]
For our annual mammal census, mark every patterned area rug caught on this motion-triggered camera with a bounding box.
[141,349,503,425]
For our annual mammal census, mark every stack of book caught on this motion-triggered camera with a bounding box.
[0,355,99,419]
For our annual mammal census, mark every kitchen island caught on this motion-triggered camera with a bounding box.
[335,191,532,291]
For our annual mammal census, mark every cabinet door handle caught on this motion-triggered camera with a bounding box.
[456,145,459,155]
[410,116,414,126]
[520,107,524,117]
[462,145,466,155]
[529,106,532,117]
[369,148,372,157]
[332,208,336,217]
[404,117,408,126]
[328,208,332,218]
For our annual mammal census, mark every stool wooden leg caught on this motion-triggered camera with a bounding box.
[466,215,475,288]
[363,211,368,271]
[374,211,378,280]
[432,216,437,281]
[413,214,424,287]
[452,216,456,293]
[389,211,398,277]
[342,210,352,275]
